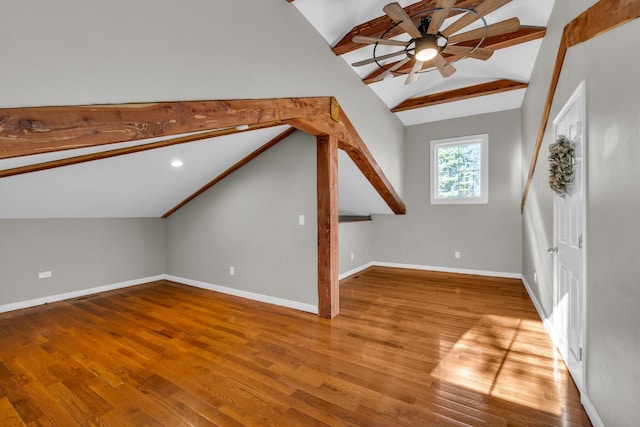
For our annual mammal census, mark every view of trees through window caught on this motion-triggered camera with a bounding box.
[436,142,482,199]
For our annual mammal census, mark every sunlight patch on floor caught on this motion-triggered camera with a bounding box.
[431,314,567,416]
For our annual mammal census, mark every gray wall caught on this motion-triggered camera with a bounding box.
[166,132,318,306]
[371,109,522,275]
[338,220,375,276]
[0,218,165,306]
[0,0,404,200]
[521,1,640,424]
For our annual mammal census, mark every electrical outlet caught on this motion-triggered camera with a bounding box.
[229,266,235,276]
[534,271,537,283]
[350,252,355,261]
[299,215,305,226]
[454,251,461,259]
[38,271,52,279]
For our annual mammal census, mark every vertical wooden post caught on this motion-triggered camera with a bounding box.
[317,134,339,318]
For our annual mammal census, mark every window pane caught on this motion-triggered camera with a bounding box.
[430,134,488,204]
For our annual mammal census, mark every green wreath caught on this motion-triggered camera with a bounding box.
[548,135,574,196]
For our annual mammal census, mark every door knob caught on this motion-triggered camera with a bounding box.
[548,246,558,254]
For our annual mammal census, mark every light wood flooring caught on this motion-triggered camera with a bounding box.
[0,267,592,426]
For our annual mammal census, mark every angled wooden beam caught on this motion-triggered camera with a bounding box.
[455,26,546,50]
[0,122,284,179]
[317,134,339,318]
[162,127,297,218]
[391,79,528,112]
[521,0,640,212]
[287,102,406,215]
[332,0,481,56]
[362,27,545,84]
[0,97,331,159]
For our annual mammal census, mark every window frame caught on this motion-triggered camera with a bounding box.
[430,133,489,205]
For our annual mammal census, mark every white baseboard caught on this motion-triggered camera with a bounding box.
[581,393,605,427]
[370,261,522,280]
[164,275,318,315]
[520,275,554,338]
[0,275,165,314]
[339,262,374,280]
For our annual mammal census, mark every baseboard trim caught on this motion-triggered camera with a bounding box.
[164,275,318,315]
[520,275,554,339]
[581,393,605,427]
[339,262,374,280]
[0,275,165,314]
[370,261,522,279]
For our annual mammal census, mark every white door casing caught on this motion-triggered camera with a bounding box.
[551,81,587,392]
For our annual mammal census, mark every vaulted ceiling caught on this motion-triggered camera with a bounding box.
[0,0,556,219]
[293,0,554,125]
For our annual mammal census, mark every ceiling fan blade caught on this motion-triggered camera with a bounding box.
[443,45,494,60]
[352,35,408,47]
[352,50,407,67]
[405,60,424,85]
[442,0,512,37]
[447,17,520,45]
[383,2,422,38]
[427,0,456,34]
[433,54,456,78]
[371,57,412,83]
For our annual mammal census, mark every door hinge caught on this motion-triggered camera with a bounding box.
[578,235,583,249]
[579,347,583,362]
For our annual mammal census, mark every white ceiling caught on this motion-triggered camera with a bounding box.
[294,0,554,124]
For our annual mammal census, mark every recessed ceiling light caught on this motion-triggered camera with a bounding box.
[170,160,184,168]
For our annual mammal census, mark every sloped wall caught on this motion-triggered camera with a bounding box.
[521,0,640,424]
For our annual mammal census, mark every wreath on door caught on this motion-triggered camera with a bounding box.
[548,135,574,197]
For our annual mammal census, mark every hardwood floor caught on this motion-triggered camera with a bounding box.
[0,267,592,426]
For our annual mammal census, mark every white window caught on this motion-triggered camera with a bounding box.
[430,134,488,204]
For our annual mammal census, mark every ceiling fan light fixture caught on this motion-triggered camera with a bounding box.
[414,34,440,62]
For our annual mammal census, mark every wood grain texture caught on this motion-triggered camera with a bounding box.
[521,0,640,212]
[392,79,528,112]
[361,27,544,84]
[162,127,297,218]
[332,0,482,56]
[0,267,592,425]
[316,135,339,319]
[0,97,330,159]
[0,121,284,179]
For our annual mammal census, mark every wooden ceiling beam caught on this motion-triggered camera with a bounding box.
[287,104,406,215]
[332,0,481,56]
[0,97,331,159]
[0,122,285,179]
[521,0,640,212]
[362,26,546,84]
[391,79,528,113]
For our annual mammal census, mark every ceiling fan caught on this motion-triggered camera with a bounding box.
[352,0,520,84]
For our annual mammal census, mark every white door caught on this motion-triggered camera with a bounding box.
[552,81,586,391]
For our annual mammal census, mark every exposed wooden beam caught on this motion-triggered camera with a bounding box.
[362,27,546,84]
[316,134,339,319]
[287,104,406,215]
[0,97,331,159]
[391,79,528,112]
[0,122,284,179]
[162,127,297,218]
[332,0,481,56]
[521,0,640,212]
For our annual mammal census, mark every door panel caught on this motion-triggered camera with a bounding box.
[552,81,586,391]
